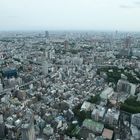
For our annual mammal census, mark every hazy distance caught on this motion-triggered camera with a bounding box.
[0,0,140,31]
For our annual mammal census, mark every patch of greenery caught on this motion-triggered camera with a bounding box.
[97,67,140,84]
[72,103,91,124]
[68,49,79,54]
[97,67,121,84]
[120,96,140,113]
[87,94,101,104]
[104,124,114,130]
[65,124,80,139]
[125,73,139,84]
[65,123,76,138]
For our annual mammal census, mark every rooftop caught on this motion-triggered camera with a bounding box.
[100,87,114,100]
[102,128,113,140]
[83,119,104,133]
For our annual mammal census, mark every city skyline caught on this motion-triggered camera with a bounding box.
[0,0,140,31]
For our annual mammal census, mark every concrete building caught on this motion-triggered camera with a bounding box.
[131,113,140,128]
[102,128,113,140]
[117,79,136,95]
[81,101,92,111]
[105,108,120,126]
[100,87,114,100]
[0,83,3,92]
[82,119,104,134]
[117,80,129,92]
[132,48,140,57]
[45,31,49,39]
[0,114,5,139]
[91,105,106,122]
[21,112,36,140]
[42,61,49,75]
[130,125,140,140]
[43,124,54,136]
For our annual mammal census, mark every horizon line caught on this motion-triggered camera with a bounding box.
[0,29,140,33]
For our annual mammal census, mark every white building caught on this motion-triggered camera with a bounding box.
[42,61,49,75]
[91,105,106,122]
[105,108,120,126]
[100,87,114,100]
[81,101,92,111]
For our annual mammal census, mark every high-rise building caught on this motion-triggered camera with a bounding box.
[117,79,131,94]
[64,40,68,49]
[45,31,49,39]
[91,106,106,122]
[21,112,36,140]
[42,61,48,75]
[124,36,131,48]
[0,114,5,139]
[0,83,3,92]
[105,108,120,126]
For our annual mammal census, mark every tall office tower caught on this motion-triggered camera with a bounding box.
[95,111,99,122]
[108,113,114,125]
[115,30,118,36]
[45,50,49,59]
[0,83,3,92]
[42,61,48,75]
[45,31,50,44]
[45,31,49,39]
[124,36,131,48]
[117,79,131,94]
[0,114,5,139]
[119,36,132,57]
[21,112,36,140]
[64,40,68,49]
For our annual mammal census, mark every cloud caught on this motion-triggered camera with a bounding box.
[0,15,18,18]
[120,5,134,9]
[120,1,140,9]
[8,16,18,18]
[134,1,140,5]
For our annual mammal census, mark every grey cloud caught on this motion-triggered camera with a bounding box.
[0,15,18,18]
[134,1,140,5]
[8,16,18,18]
[120,1,140,9]
[120,5,134,9]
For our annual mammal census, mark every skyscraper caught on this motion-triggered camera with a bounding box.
[45,31,49,39]
[21,112,36,140]
[0,114,5,139]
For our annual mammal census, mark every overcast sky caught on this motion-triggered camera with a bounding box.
[0,0,140,31]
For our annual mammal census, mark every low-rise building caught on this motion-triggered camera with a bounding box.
[131,113,140,128]
[102,128,113,140]
[81,101,92,111]
[82,119,104,134]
